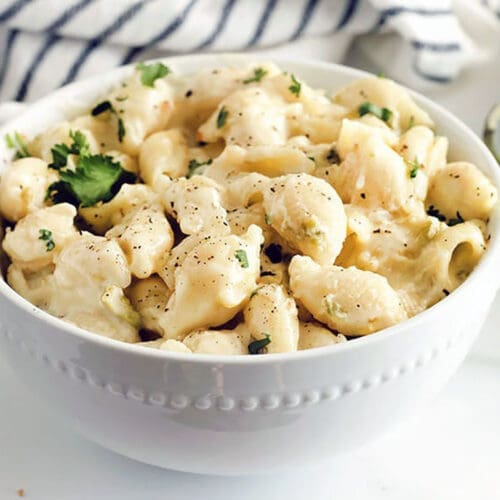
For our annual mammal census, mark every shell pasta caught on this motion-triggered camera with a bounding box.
[0,61,496,355]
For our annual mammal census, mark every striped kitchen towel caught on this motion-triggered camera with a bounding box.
[0,0,498,104]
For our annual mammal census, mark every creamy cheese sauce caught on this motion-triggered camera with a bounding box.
[0,62,496,355]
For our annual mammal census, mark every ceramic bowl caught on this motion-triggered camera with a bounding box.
[0,54,499,475]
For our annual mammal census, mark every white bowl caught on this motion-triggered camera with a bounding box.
[0,54,499,476]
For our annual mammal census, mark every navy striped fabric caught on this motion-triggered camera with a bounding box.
[371,6,453,31]
[122,0,199,64]
[61,1,145,85]
[15,0,92,100]
[290,0,320,41]
[245,0,278,48]
[335,0,360,31]
[195,0,237,50]
[0,0,30,23]
[481,0,500,15]
[0,0,492,102]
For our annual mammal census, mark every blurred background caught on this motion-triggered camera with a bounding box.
[0,0,498,134]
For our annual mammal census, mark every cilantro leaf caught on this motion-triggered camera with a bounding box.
[235,249,249,268]
[248,334,271,355]
[324,295,347,319]
[243,67,268,84]
[358,102,392,122]
[117,117,125,142]
[405,157,420,179]
[137,62,170,87]
[5,132,30,159]
[47,154,136,208]
[90,101,125,142]
[4,134,15,149]
[39,229,55,252]
[187,158,212,178]
[288,74,301,97]
[49,143,72,170]
[69,130,91,157]
[217,106,229,129]
[49,129,91,170]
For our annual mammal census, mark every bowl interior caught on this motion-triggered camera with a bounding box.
[0,53,499,363]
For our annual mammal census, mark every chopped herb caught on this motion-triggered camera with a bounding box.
[324,295,347,318]
[91,101,125,142]
[217,106,229,128]
[117,117,125,142]
[250,287,261,298]
[377,71,385,78]
[49,144,71,169]
[248,334,271,355]
[5,132,29,159]
[235,249,249,268]
[243,67,268,84]
[69,130,91,157]
[264,243,282,264]
[448,211,464,227]
[405,157,420,178]
[308,156,316,163]
[288,74,301,97]
[358,101,392,122]
[137,62,170,87]
[264,213,271,225]
[301,219,324,241]
[442,288,450,296]
[326,148,340,164]
[426,205,446,222]
[408,116,415,129]
[39,229,55,251]
[115,95,128,102]
[91,100,112,116]
[187,158,212,178]
[4,134,15,149]
[47,154,136,208]
[49,130,91,170]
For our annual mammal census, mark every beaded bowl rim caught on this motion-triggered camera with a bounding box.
[0,319,471,412]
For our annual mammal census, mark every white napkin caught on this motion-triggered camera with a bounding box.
[0,0,498,108]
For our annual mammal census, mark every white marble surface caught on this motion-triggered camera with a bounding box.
[1,41,500,499]
[1,343,500,499]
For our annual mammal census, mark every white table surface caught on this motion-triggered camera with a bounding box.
[1,338,499,500]
[1,45,500,499]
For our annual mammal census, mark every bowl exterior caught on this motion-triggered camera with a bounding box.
[0,54,499,475]
[0,277,495,475]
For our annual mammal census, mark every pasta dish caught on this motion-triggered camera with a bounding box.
[0,61,496,355]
